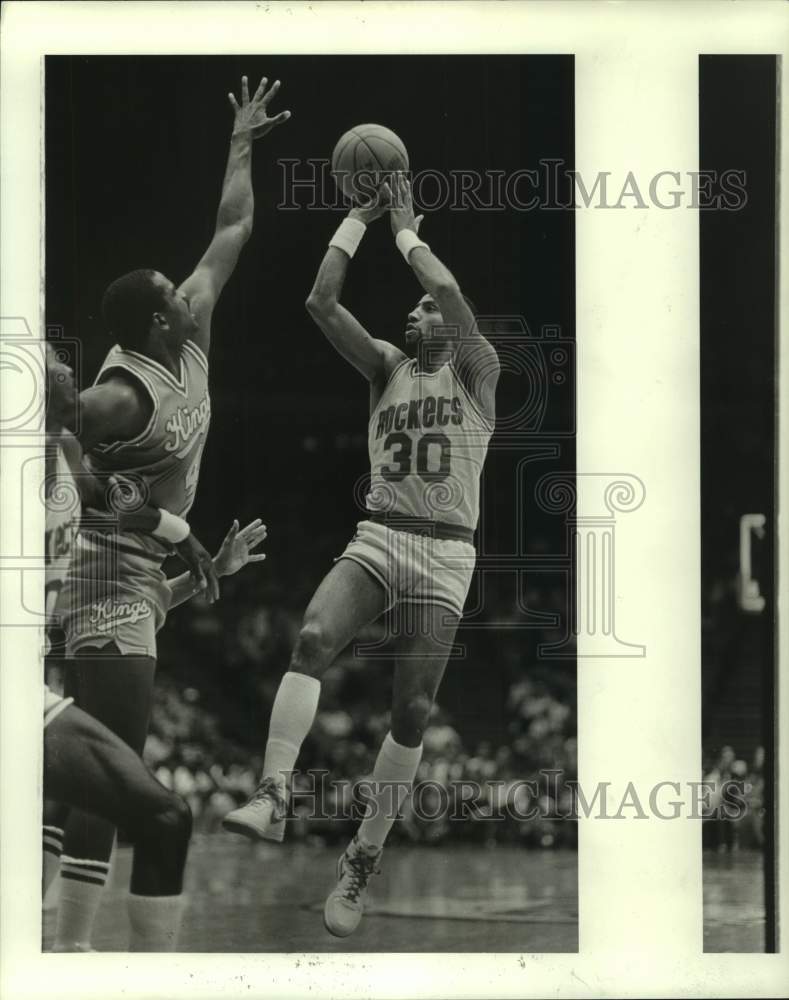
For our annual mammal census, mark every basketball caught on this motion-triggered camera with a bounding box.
[331,124,409,204]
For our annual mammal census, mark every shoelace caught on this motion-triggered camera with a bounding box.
[248,777,285,816]
[342,851,380,903]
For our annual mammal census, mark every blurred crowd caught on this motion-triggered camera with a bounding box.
[701,744,766,853]
[700,557,770,855]
[46,547,768,856]
[145,571,578,849]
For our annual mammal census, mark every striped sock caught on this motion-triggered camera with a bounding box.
[42,826,64,896]
[53,856,110,951]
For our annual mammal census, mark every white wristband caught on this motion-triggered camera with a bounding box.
[153,509,191,544]
[329,217,367,258]
[395,228,430,262]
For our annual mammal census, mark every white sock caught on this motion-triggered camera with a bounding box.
[262,671,321,785]
[358,732,423,850]
[127,893,186,952]
[53,858,110,950]
[42,826,63,896]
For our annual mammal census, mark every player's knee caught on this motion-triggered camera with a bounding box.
[392,691,434,743]
[290,619,335,675]
[148,793,192,851]
[43,797,70,831]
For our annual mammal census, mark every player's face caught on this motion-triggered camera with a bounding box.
[405,294,444,345]
[152,272,199,344]
[45,342,77,429]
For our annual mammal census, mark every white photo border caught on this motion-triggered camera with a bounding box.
[1,1,787,997]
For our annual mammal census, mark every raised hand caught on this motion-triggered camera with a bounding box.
[213,517,268,578]
[348,180,392,225]
[229,75,291,140]
[388,172,424,236]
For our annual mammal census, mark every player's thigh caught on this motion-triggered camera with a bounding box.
[44,704,175,833]
[63,644,156,755]
[392,603,461,708]
[302,557,389,651]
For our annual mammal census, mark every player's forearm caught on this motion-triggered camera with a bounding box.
[79,471,161,529]
[116,504,163,535]
[112,498,192,546]
[166,552,224,608]
[307,209,376,310]
[166,570,203,609]
[73,468,106,509]
[306,246,351,310]
[408,243,498,385]
[215,133,254,234]
[407,247,460,305]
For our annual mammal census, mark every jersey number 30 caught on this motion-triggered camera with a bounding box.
[381,432,451,483]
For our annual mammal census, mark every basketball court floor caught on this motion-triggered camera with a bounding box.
[42,840,764,952]
[44,838,579,952]
[703,851,766,953]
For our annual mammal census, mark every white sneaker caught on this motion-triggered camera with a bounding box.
[222,776,288,842]
[323,835,381,938]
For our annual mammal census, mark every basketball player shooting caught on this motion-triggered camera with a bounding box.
[224,171,500,938]
[44,74,289,952]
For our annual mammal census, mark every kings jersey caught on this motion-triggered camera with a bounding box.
[366,359,493,531]
[86,339,211,559]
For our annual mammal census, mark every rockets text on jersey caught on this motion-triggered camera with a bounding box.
[366,359,493,531]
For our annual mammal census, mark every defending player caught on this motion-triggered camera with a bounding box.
[223,173,499,937]
[43,345,267,950]
[46,74,289,951]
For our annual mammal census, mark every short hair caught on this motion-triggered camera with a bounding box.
[101,269,165,350]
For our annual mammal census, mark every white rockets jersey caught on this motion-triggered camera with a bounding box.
[85,339,210,559]
[45,442,81,620]
[366,359,493,531]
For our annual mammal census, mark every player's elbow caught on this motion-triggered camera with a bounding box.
[218,216,253,245]
[236,217,253,244]
[305,293,321,317]
[433,278,461,302]
[305,291,336,319]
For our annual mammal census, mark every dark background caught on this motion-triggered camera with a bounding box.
[699,55,777,950]
[699,56,776,768]
[46,56,576,843]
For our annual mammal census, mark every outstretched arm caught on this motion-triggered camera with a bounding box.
[179,74,291,354]
[166,518,267,608]
[305,198,406,383]
[388,174,499,420]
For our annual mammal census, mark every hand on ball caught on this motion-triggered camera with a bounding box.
[388,172,423,236]
[348,181,392,225]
